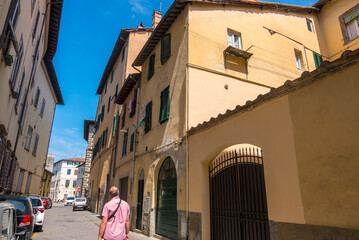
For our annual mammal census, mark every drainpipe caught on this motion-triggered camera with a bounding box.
[6,1,63,188]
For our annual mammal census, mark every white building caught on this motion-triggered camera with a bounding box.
[45,154,55,172]
[50,158,85,201]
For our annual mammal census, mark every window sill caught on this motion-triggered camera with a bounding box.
[160,118,169,124]
[224,46,253,60]
[344,35,359,45]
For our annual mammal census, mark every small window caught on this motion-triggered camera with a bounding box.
[306,19,314,32]
[148,54,155,80]
[313,52,323,69]
[110,71,114,83]
[2,0,20,56]
[122,46,126,62]
[101,105,105,121]
[32,10,40,40]
[130,133,134,152]
[159,86,170,123]
[10,36,23,89]
[228,30,242,50]
[15,69,25,110]
[34,87,40,108]
[73,180,77,187]
[25,126,33,150]
[161,34,171,64]
[65,180,70,187]
[108,96,111,112]
[145,101,152,133]
[122,130,128,157]
[105,83,107,94]
[294,49,304,70]
[40,98,46,117]
[67,169,71,175]
[121,106,126,129]
[339,6,359,44]
[74,170,78,175]
[67,161,71,165]
[115,83,118,97]
[32,134,39,155]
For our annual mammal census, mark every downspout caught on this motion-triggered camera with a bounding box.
[6,1,63,187]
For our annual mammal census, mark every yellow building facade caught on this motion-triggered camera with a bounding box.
[40,169,53,197]
[0,0,63,195]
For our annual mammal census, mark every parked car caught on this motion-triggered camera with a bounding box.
[0,195,35,240]
[72,198,87,211]
[64,197,75,206]
[0,202,17,240]
[29,196,45,232]
[41,197,52,209]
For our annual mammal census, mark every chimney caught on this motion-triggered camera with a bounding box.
[152,10,162,29]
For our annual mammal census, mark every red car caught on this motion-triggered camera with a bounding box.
[41,197,52,209]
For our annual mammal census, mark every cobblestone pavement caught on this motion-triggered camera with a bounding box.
[32,203,156,240]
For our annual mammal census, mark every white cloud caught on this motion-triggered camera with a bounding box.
[129,0,151,15]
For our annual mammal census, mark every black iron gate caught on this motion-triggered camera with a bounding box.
[209,148,270,240]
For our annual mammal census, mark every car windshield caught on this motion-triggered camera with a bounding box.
[3,199,28,216]
[75,198,86,202]
[67,197,75,200]
[30,199,42,207]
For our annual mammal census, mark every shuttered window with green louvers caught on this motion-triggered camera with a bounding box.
[161,34,171,64]
[313,52,323,69]
[148,54,155,80]
[159,86,170,123]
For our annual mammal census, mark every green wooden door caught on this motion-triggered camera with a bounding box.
[156,158,177,239]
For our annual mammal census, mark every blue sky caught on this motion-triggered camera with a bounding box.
[48,0,318,162]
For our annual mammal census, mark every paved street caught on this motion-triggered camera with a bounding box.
[32,203,155,240]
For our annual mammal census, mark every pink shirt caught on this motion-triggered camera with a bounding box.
[101,197,130,240]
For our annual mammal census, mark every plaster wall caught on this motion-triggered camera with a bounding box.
[318,0,359,61]
[188,3,322,88]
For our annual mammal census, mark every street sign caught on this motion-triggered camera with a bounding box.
[77,187,80,192]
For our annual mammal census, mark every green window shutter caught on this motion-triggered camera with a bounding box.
[112,116,116,136]
[313,52,323,69]
[67,169,71,175]
[111,71,114,83]
[73,181,76,187]
[145,101,152,133]
[344,9,359,24]
[161,34,171,64]
[65,180,70,187]
[160,86,170,123]
[148,54,155,80]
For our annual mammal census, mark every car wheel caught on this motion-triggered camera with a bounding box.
[37,226,43,232]
[72,208,75,211]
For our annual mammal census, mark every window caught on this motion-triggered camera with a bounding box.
[67,169,71,175]
[111,71,114,83]
[25,173,32,193]
[74,170,78,175]
[67,161,71,165]
[25,126,33,150]
[122,46,126,62]
[32,10,40,40]
[108,96,111,112]
[228,30,242,49]
[148,54,155,80]
[121,106,126,129]
[313,52,323,69]
[306,19,314,32]
[102,130,105,148]
[10,36,23,89]
[294,49,304,70]
[161,34,171,64]
[105,128,108,145]
[159,86,170,123]
[129,88,137,118]
[115,83,118,97]
[105,83,107,94]
[112,113,119,137]
[130,133,134,152]
[40,98,46,117]
[1,0,20,57]
[32,134,39,155]
[122,130,128,157]
[16,169,24,192]
[73,180,77,187]
[65,180,70,187]
[15,69,25,110]
[34,87,40,108]
[340,6,359,43]
[145,101,152,133]
[101,105,105,121]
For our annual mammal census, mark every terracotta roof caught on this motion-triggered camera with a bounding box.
[43,0,64,105]
[83,119,95,141]
[115,73,140,104]
[188,49,359,135]
[133,0,318,66]
[313,0,332,8]
[96,27,152,95]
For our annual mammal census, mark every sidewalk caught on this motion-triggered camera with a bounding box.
[84,211,157,240]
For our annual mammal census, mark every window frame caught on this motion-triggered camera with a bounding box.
[1,0,21,57]
[306,18,314,32]
[65,180,70,187]
[25,126,33,150]
[34,87,40,109]
[339,4,359,44]
[10,35,23,90]
[122,130,128,157]
[161,34,171,64]
[227,29,242,50]
[40,97,46,118]
[129,132,134,152]
[294,49,304,70]
[32,133,39,156]
[145,101,152,133]
[67,169,71,175]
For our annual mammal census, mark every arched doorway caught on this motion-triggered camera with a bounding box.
[136,169,144,230]
[156,157,177,239]
[209,146,269,240]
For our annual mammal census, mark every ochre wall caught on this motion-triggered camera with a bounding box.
[289,62,359,229]
[318,0,359,61]
[188,60,359,239]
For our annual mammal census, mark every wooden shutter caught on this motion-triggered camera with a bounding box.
[148,54,155,80]
[145,102,152,133]
[161,34,171,64]
[313,52,323,69]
